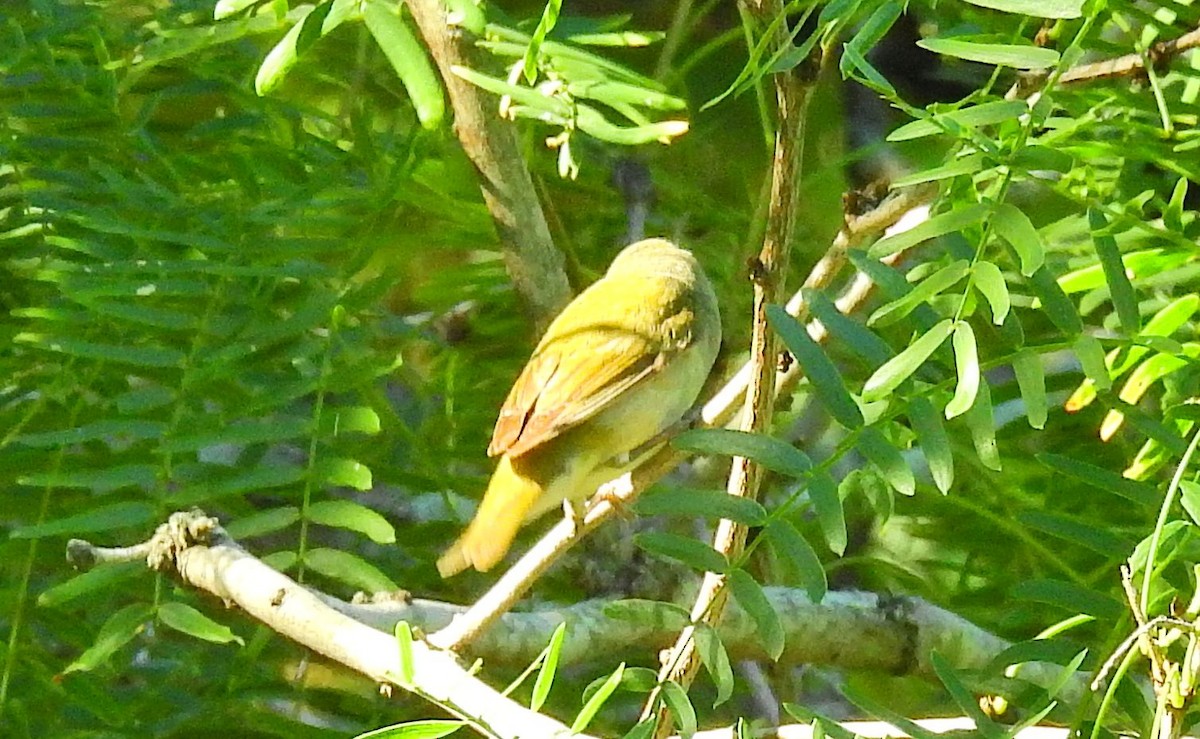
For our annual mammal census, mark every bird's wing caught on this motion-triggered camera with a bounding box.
[489,284,695,458]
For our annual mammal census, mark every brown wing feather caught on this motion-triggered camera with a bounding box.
[488,328,662,458]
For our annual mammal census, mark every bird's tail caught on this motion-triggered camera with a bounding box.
[437,456,542,577]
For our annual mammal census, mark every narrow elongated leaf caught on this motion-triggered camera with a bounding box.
[16,420,168,448]
[1181,480,1200,526]
[65,603,155,673]
[1074,335,1112,390]
[1037,453,1157,506]
[307,500,396,544]
[39,561,143,608]
[868,205,988,257]
[363,0,445,129]
[572,663,625,733]
[158,602,244,645]
[908,397,954,493]
[530,622,567,711]
[963,379,1001,471]
[223,506,300,539]
[603,599,690,629]
[694,624,734,706]
[304,548,397,592]
[803,289,893,366]
[891,154,987,187]
[635,532,728,573]
[1011,579,1122,619]
[354,720,466,739]
[842,683,944,739]
[160,417,311,453]
[14,333,184,367]
[1089,208,1140,335]
[765,520,827,602]
[522,0,562,83]
[918,38,1059,69]
[768,304,863,429]
[1018,511,1128,554]
[993,203,1045,276]
[862,319,955,401]
[869,260,970,327]
[673,429,811,477]
[808,470,847,554]
[661,680,698,738]
[963,0,1082,17]
[729,568,785,659]
[1012,350,1047,429]
[255,0,359,95]
[635,488,767,525]
[888,101,1027,141]
[930,653,1006,739]
[856,426,916,495]
[395,621,415,688]
[972,261,1010,325]
[10,502,156,539]
[19,464,157,495]
[1027,266,1082,334]
[945,321,980,419]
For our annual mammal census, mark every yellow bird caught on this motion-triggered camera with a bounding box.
[437,238,722,576]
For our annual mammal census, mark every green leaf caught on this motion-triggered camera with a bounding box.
[962,0,1082,17]
[354,720,466,739]
[803,289,893,366]
[314,457,373,491]
[604,599,690,630]
[635,532,728,573]
[862,319,954,402]
[1012,350,1048,429]
[1089,208,1140,336]
[856,426,916,496]
[571,662,625,733]
[1018,511,1129,554]
[158,602,244,645]
[972,261,1010,325]
[1074,335,1112,390]
[887,101,1029,141]
[930,652,1005,739]
[963,379,1001,471]
[673,429,811,477]
[307,500,396,544]
[15,419,168,448]
[521,0,562,83]
[869,260,970,327]
[917,38,1060,69]
[842,683,943,739]
[808,470,847,554]
[1037,453,1157,506]
[18,464,157,495]
[868,205,989,257]
[254,0,359,94]
[891,154,987,187]
[992,203,1045,276]
[1011,579,1123,619]
[945,321,979,419]
[661,680,697,738]
[1027,266,1083,335]
[395,621,415,688]
[635,487,767,526]
[908,397,954,493]
[65,603,155,673]
[694,624,734,706]
[304,548,398,592]
[13,333,184,368]
[530,621,567,711]
[1181,481,1200,527]
[363,0,445,129]
[160,417,312,453]
[223,506,300,539]
[729,568,785,660]
[768,304,863,429]
[10,502,156,539]
[38,561,144,608]
[323,405,382,436]
[765,521,827,603]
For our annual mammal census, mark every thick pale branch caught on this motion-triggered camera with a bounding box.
[69,511,579,739]
[1059,25,1200,85]
[405,0,571,328]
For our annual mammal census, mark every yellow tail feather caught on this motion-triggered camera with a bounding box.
[437,456,543,577]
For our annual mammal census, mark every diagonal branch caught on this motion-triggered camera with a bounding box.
[405,0,572,329]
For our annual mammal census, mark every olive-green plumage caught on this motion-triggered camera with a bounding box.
[437,238,722,577]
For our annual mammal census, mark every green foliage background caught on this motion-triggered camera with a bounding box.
[2,0,1200,736]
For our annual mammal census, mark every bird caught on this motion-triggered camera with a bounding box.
[437,238,722,577]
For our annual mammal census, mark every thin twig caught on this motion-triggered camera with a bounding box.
[1059,25,1200,85]
[404,0,572,329]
